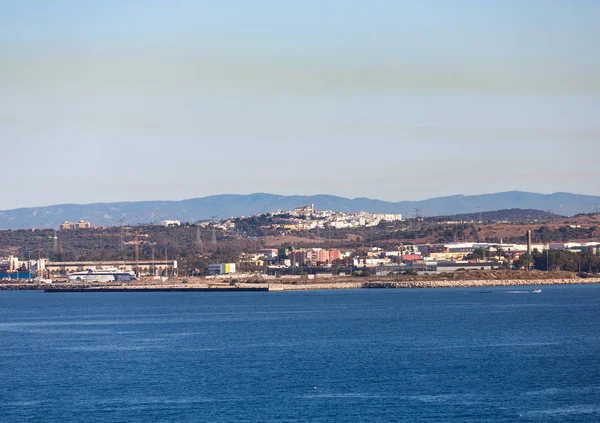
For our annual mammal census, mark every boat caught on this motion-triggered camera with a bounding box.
[532,289,542,293]
[68,268,137,283]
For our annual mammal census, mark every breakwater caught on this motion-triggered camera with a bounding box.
[268,282,363,291]
[268,277,600,291]
[2,277,600,292]
[361,278,600,289]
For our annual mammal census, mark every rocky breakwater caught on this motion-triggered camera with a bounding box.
[268,282,363,291]
[0,282,59,290]
[362,278,600,289]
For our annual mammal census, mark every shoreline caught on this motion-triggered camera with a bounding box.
[1,277,599,292]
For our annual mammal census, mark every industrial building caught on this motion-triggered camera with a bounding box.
[45,260,178,277]
[208,263,236,275]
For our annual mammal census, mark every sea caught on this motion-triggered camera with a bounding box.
[1,285,599,422]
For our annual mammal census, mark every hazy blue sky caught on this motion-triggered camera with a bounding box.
[1,0,599,209]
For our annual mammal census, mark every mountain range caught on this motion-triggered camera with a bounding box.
[0,191,597,230]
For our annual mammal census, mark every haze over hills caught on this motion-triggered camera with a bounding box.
[0,191,597,230]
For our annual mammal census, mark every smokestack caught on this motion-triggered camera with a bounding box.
[526,230,532,271]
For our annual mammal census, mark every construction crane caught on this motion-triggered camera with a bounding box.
[84,230,148,277]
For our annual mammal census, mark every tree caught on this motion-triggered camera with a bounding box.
[517,253,532,270]
[466,248,485,260]
[531,249,589,273]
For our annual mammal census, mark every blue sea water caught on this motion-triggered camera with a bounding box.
[1,286,600,422]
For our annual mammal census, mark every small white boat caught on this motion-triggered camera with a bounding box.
[532,289,542,293]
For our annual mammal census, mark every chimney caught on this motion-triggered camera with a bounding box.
[526,230,532,271]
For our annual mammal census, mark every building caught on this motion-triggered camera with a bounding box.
[354,258,392,267]
[289,250,306,266]
[380,214,403,222]
[45,260,178,277]
[407,261,439,273]
[582,245,600,254]
[75,220,92,229]
[428,244,475,260]
[208,263,236,275]
[161,220,181,227]
[328,249,341,262]
[307,248,329,264]
[60,221,75,230]
[258,249,278,259]
[1,255,21,272]
[435,261,495,273]
[293,204,315,217]
[289,248,342,266]
[401,254,422,261]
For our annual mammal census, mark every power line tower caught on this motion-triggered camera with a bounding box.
[414,208,422,231]
[196,225,204,253]
[210,215,218,246]
[52,230,58,252]
[118,217,126,252]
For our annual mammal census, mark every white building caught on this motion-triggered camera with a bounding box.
[381,214,403,222]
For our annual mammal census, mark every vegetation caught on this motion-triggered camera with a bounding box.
[427,209,563,223]
[530,249,600,273]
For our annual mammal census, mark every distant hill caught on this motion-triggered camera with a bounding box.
[0,191,597,229]
[428,208,564,223]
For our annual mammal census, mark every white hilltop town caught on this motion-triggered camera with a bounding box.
[199,204,403,231]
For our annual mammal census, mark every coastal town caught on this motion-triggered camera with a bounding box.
[2,204,600,290]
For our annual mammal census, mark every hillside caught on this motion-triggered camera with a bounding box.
[428,208,564,223]
[0,191,597,229]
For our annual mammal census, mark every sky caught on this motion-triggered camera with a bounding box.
[1,0,599,209]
